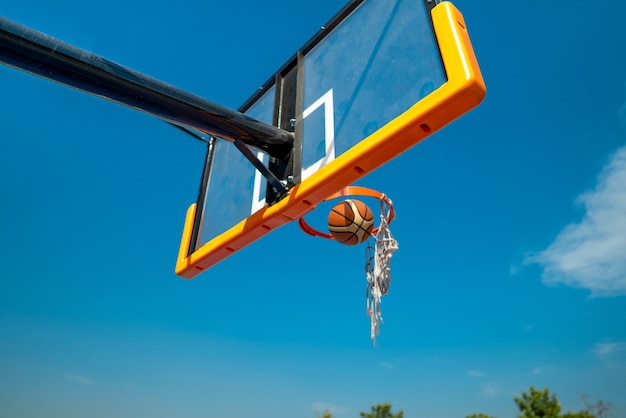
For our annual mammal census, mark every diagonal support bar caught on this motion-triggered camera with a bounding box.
[233,138,289,202]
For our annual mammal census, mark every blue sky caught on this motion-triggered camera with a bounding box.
[1,0,626,417]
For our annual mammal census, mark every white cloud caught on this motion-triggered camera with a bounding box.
[378,361,394,369]
[312,402,347,415]
[525,146,626,297]
[467,370,485,377]
[65,374,92,385]
[482,383,499,398]
[592,342,626,357]
[531,365,555,374]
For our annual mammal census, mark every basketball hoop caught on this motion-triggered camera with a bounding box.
[298,186,395,239]
[298,186,399,345]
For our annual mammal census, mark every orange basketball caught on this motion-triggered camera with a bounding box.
[327,199,374,245]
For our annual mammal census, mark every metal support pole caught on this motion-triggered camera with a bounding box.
[0,17,293,158]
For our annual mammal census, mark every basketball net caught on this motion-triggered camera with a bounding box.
[365,197,398,345]
[297,186,398,345]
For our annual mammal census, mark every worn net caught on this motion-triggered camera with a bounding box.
[365,197,398,345]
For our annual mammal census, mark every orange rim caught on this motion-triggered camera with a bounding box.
[298,186,395,239]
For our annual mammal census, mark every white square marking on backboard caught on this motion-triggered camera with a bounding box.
[302,88,335,180]
[251,151,269,213]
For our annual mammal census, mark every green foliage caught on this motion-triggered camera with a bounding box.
[580,394,612,418]
[560,412,595,418]
[359,402,404,418]
[514,386,562,417]
[316,410,333,418]
[467,387,611,418]
[316,388,610,418]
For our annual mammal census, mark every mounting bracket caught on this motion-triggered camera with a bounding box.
[233,138,289,203]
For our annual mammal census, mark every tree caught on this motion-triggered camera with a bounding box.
[580,393,612,418]
[315,410,333,418]
[360,403,404,418]
[515,386,562,417]
[468,386,611,418]
[560,412,594,418]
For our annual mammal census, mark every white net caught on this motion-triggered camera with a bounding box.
[365,198,398,345]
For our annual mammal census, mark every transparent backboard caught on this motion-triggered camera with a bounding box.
[177,0,486,278]
[199,0,444,248]
[300,0,445,178]
[199,88,274,243]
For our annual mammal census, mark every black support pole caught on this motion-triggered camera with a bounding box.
[0,17,293,158]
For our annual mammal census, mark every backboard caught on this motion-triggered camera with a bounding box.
[176,0,485,278]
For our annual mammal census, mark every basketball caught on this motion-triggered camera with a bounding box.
[327,199,374,245]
